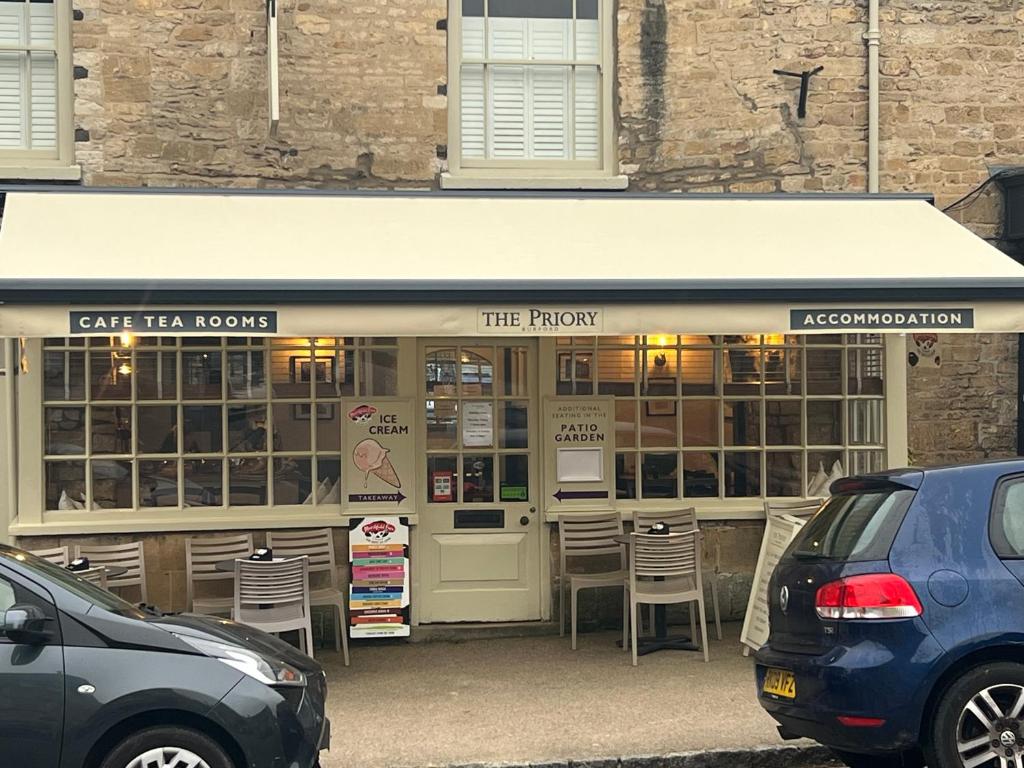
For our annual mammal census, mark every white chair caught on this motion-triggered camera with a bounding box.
[77,566,109,589]
[633,509,722,641]
[558,512,628,650]
[75,541,148,603]
[765,498,824,519]
[233,556,314,658]
[625,531,709,665]
[266,528,350,666]
[186,533,254,616]
[28,546,71,568]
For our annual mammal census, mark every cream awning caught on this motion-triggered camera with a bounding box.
[1,188,1023,336]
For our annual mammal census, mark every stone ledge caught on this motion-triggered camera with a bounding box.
[431,745,837,768]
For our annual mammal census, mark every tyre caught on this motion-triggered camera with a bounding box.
[832,748,924,768]
[99,726,234,768]
[927,662,1024,768]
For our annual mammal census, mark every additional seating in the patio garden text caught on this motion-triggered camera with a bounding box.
[74,541,148,603]
[558,512,628,651]
[186,533,254,616]
[233,556,315,658]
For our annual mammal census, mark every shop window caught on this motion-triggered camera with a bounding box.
[41,336,399,512]
[556,334,885,501]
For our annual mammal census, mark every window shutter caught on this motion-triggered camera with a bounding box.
[0,5,24,148]
[29,3,56,149]
[488,18,527,158]
[573,19,600,159]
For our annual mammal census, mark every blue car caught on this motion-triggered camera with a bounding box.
[756,460,1024,768]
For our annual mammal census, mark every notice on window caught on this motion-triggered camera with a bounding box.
[740,514,807,653]
[462,401,494,447]
[342,398,414,507]
[349,516,410,639]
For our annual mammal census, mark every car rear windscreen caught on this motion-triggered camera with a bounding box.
[788,485,916,562]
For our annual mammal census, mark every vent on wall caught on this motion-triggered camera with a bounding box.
[997,170,1024,241]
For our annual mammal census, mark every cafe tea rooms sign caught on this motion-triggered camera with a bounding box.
[71,310,278,334]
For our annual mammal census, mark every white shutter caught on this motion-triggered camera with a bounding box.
[0,4,24,148]
[573,66,599,159]
[29,3,57,149]
[530,67,568,159]
[460,16,485,158]
[574,17,599,60]
[490,65,526,157]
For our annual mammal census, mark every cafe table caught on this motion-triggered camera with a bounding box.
[613,533,700,656]
[67,564,128,579]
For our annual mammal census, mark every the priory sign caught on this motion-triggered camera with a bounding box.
[477,307,603,335]
[70,310,278,334]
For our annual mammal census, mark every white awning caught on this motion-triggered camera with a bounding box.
[1,188,1023,336]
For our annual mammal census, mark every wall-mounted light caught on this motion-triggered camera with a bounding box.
[119,332,134,348]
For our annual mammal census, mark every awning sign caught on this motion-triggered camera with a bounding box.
[70,310,278,334]
[790,308,974,331]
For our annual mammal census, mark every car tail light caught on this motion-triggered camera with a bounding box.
[837,716,886,728]
[815,574,923,620]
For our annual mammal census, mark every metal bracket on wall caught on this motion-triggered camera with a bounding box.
[773,65,824,119]
[267,0,279,137]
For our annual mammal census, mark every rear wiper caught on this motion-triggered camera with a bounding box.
[790,550,827,560]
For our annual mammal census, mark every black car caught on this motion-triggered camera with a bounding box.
[0,543,330,768]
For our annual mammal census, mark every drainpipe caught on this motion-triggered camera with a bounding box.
[865,0,880,193]
[2,338,15,544]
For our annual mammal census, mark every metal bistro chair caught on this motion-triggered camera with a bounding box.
[186,533,255,616]
[558,512,628,651]
[625,531,710,666]
[633,508,722,641]
[267,528,350,666]
[75,541,148,603]
[233,556,315,658]
[28,546,71,568]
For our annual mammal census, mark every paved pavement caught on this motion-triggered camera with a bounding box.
[314,623,835,768]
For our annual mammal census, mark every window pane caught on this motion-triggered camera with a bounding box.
[725,452,760,497]
[500,346,529,397]
[724,401,760,446]
[426,400,458,450]
[427,455,458,503]
[184,459,223,506]
[135,351,177,400]
[643,347,677,396]
[809,450,845,491]
[576,0,597,19]
[273,403,312,452]
[45,407,85,455]
[91,406,132,455]
[227,405,268,453]
[557,350,593,395]
[681,348,717,396]
[183,405,222,453]
[315,457,342,499]
[139,460,178,507]
[764,348,802,395]
[597,348,635,396]
[316,408,342,452]
[499,401,529,449]
[499,454,529,500]
[226,350,266,399]
[806,347,842,395]
[615,400,636,448]
[274,457,312,506]
[92,459,133,509]
[848,347,885,395]
[724,347,762,395]
[765,400,801,446]
[229,458,268,506]
[45,460,85,510]
[310,351,345,399]
[488,0,572,18]
[461,347,494,396]
[90,351,132,400]
[848,449,885,475]
[682,400,718,447]
[462,0,483,14]
[182,351,222,399]
[808,400,843,445]
[463,455,494,502]
[271,348,313,398]
[641,452,678,499]
[137,407,178,454]
[641,402,677,447]
[766,451,802,497]
[359,348,398,396]
[849,400,885,446]
[44,351,85,401]
[426,348,458,397]
[616,452,637,499]
[683,452,719,498]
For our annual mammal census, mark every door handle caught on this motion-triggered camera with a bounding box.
[519,515,530,526]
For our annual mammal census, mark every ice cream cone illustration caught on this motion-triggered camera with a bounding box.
[353,438,402,489]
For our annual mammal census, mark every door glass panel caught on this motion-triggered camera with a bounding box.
[462,455,494,502]
[460,347,494,397]
[425,347,458,397]
[500,346,529,396]
[427,455,458,503]
[499,401,529,448]
[499,454,529,501]
[426,400,459,450]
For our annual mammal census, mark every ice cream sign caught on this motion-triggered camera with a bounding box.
[343,399,414,507]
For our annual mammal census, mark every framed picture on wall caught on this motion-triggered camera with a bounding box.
[645,399,676,417]
[293,403,335,421]
[290,355,339,385]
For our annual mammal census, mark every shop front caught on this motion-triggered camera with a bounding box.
[2,188,1024,624]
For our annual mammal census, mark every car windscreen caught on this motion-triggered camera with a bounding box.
[0,547,144,617]
[788,485,916,562]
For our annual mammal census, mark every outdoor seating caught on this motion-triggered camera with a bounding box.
[185,533,254,616]
[27,546,70,568]
[764,498,825,519]
[625,531,709,665]
[632,508,722,641]
[266,528,350,666]
[558,512,628,651]
[233,556,314,657]
[74,541,148,603]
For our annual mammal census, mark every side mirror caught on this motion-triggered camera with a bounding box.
[1,604,53,645]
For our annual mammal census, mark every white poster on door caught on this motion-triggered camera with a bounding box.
[462,401,494,447]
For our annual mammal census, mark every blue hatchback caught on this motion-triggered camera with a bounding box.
[756,460,1024,768]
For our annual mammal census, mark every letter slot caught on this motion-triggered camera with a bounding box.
[454,509,505,529]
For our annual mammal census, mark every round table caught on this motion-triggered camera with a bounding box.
[67,565,127,579]
[613,533,700,656]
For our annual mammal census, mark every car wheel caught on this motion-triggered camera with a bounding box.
[832,748,924,768]
[99,726,234,768]
[928,662,1024,768]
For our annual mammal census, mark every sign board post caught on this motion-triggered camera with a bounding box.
[348,516,410,638]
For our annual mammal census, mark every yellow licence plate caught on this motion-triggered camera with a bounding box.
[763,668,797,699]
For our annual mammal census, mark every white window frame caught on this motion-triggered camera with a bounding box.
[442,0,625,190]
[0,0,78,180]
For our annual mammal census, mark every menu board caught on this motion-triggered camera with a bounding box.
[348,516,410,639]
[543,397,614,509]
[739,514,807,653]
[342,398,414,509]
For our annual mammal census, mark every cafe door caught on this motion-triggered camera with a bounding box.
[418,339,542,623]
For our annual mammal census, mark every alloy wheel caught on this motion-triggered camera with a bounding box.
[957,684,1024,768]
[125,747,212,768]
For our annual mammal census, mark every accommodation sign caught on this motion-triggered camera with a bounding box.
[70,310,278,334]
[791,308,974,331]
[478,307,603,335]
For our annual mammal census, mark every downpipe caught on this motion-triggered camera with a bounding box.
[865,0,880,194]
